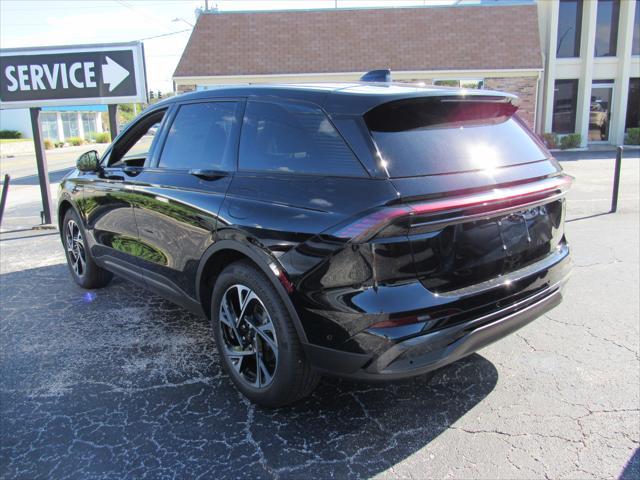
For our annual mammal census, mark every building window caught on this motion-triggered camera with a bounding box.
[61,112,79,139]
[594,0,620,57]
[40,112,59,141]
[626,78,640,132]
[633,1,640,56]
[556,0,582,58]
[81,113,97,138]
[433,79,484,89]
[552,79,579,134]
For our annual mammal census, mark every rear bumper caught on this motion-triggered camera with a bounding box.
[303,277,567,380]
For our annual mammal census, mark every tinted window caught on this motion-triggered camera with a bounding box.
[626,78,640,131]
[364,98,546,178]
[633,1,640,56]
[159,101,240,170]
[552,79,579,134]
[594,0,620,57]
[557,0,582,58]
[239,101,365,176]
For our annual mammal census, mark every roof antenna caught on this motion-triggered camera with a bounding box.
[360,69,391,83]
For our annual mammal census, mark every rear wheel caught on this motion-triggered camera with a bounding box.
[211,260,320,407]
[62,209,112,289]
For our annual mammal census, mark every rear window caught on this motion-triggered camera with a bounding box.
[364,97,547,178]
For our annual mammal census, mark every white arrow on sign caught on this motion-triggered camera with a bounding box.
[101,56,130,92]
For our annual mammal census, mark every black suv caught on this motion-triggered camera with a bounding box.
[59,79,571,407]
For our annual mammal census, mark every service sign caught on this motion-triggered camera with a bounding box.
[0,42,147,109]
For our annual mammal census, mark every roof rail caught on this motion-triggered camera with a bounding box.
[360,69,391,83]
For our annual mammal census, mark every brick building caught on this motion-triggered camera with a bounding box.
[173,2,543,130]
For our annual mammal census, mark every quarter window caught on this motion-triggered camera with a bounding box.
[158,101,240,171]
[239,100,365,176]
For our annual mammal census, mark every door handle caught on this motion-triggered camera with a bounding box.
[189,169,227,180]
[103,172,124,181]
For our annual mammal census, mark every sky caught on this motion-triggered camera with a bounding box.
[0,0,473,93]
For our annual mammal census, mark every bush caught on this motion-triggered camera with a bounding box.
[55,141,65,148]
[625,128,640,145]
[542,133,558,149]
[43,138,54,150]
[560,133,582,150]
[67,137,83,146]
[94,132,111,143]
[0,130,22,139]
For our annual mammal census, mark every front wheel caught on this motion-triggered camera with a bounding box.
[211,260,320,407]
[62,209,112,289]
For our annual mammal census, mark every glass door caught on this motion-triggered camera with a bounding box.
[589,81,614,142]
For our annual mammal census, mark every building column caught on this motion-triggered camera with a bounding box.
[56,112,64,142]
[611,0,636,146]
[576,0,598,147]
[77,111,84,140]
[95,112,103,134]
[542,0,559,133]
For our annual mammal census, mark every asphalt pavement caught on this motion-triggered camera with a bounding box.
[0,153,638,479]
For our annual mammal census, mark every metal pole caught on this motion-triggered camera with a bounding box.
[29,107,54,225]
[610,146,623,213]
[0,174,10,226]
[108,104,119,140]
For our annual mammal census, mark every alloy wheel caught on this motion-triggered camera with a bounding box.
[218,284,278,388]
[65,219,86,277]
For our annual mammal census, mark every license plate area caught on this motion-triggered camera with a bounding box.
[411,202,564,292]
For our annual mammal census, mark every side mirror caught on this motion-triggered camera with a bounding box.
[77,150,100,172]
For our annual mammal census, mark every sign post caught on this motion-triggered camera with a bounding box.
[29,107,54,224]
[108,104,119,139]
[0,42,147,226]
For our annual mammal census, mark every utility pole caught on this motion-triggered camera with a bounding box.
[205,0,209,12]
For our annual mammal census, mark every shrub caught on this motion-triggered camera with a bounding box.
[560,133,582,150]
[55,141,65,148]
[94,132,111,143]
[67,137,83,146]
[0,129,22,139]
[43,138,54,150]
[542,133,558,149]
[625,128,640,145]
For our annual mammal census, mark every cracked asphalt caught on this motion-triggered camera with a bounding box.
[1,153,639,479]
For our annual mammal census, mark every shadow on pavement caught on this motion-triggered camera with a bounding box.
[9,167,74,185]
[1,263,498,479]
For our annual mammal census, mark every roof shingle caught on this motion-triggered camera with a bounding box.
[174,5,542,79]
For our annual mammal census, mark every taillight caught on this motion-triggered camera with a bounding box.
[333,174,573,241]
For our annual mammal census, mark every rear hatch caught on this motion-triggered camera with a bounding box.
[360,95,570,293]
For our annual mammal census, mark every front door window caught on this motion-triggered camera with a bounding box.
[589,83,613,142]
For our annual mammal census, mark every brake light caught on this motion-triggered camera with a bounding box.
[334,175,572,241]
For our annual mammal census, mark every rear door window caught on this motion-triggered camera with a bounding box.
[158,101,241,171]
[364,97,547,178]
[239,100,366,176]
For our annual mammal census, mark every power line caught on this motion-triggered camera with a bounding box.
[137,28,191,41]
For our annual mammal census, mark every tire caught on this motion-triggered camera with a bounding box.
[62,209,113,289]
[211,260,320,407]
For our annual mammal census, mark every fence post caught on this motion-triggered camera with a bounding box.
[610,146,623,213]
[0,174,10,226]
